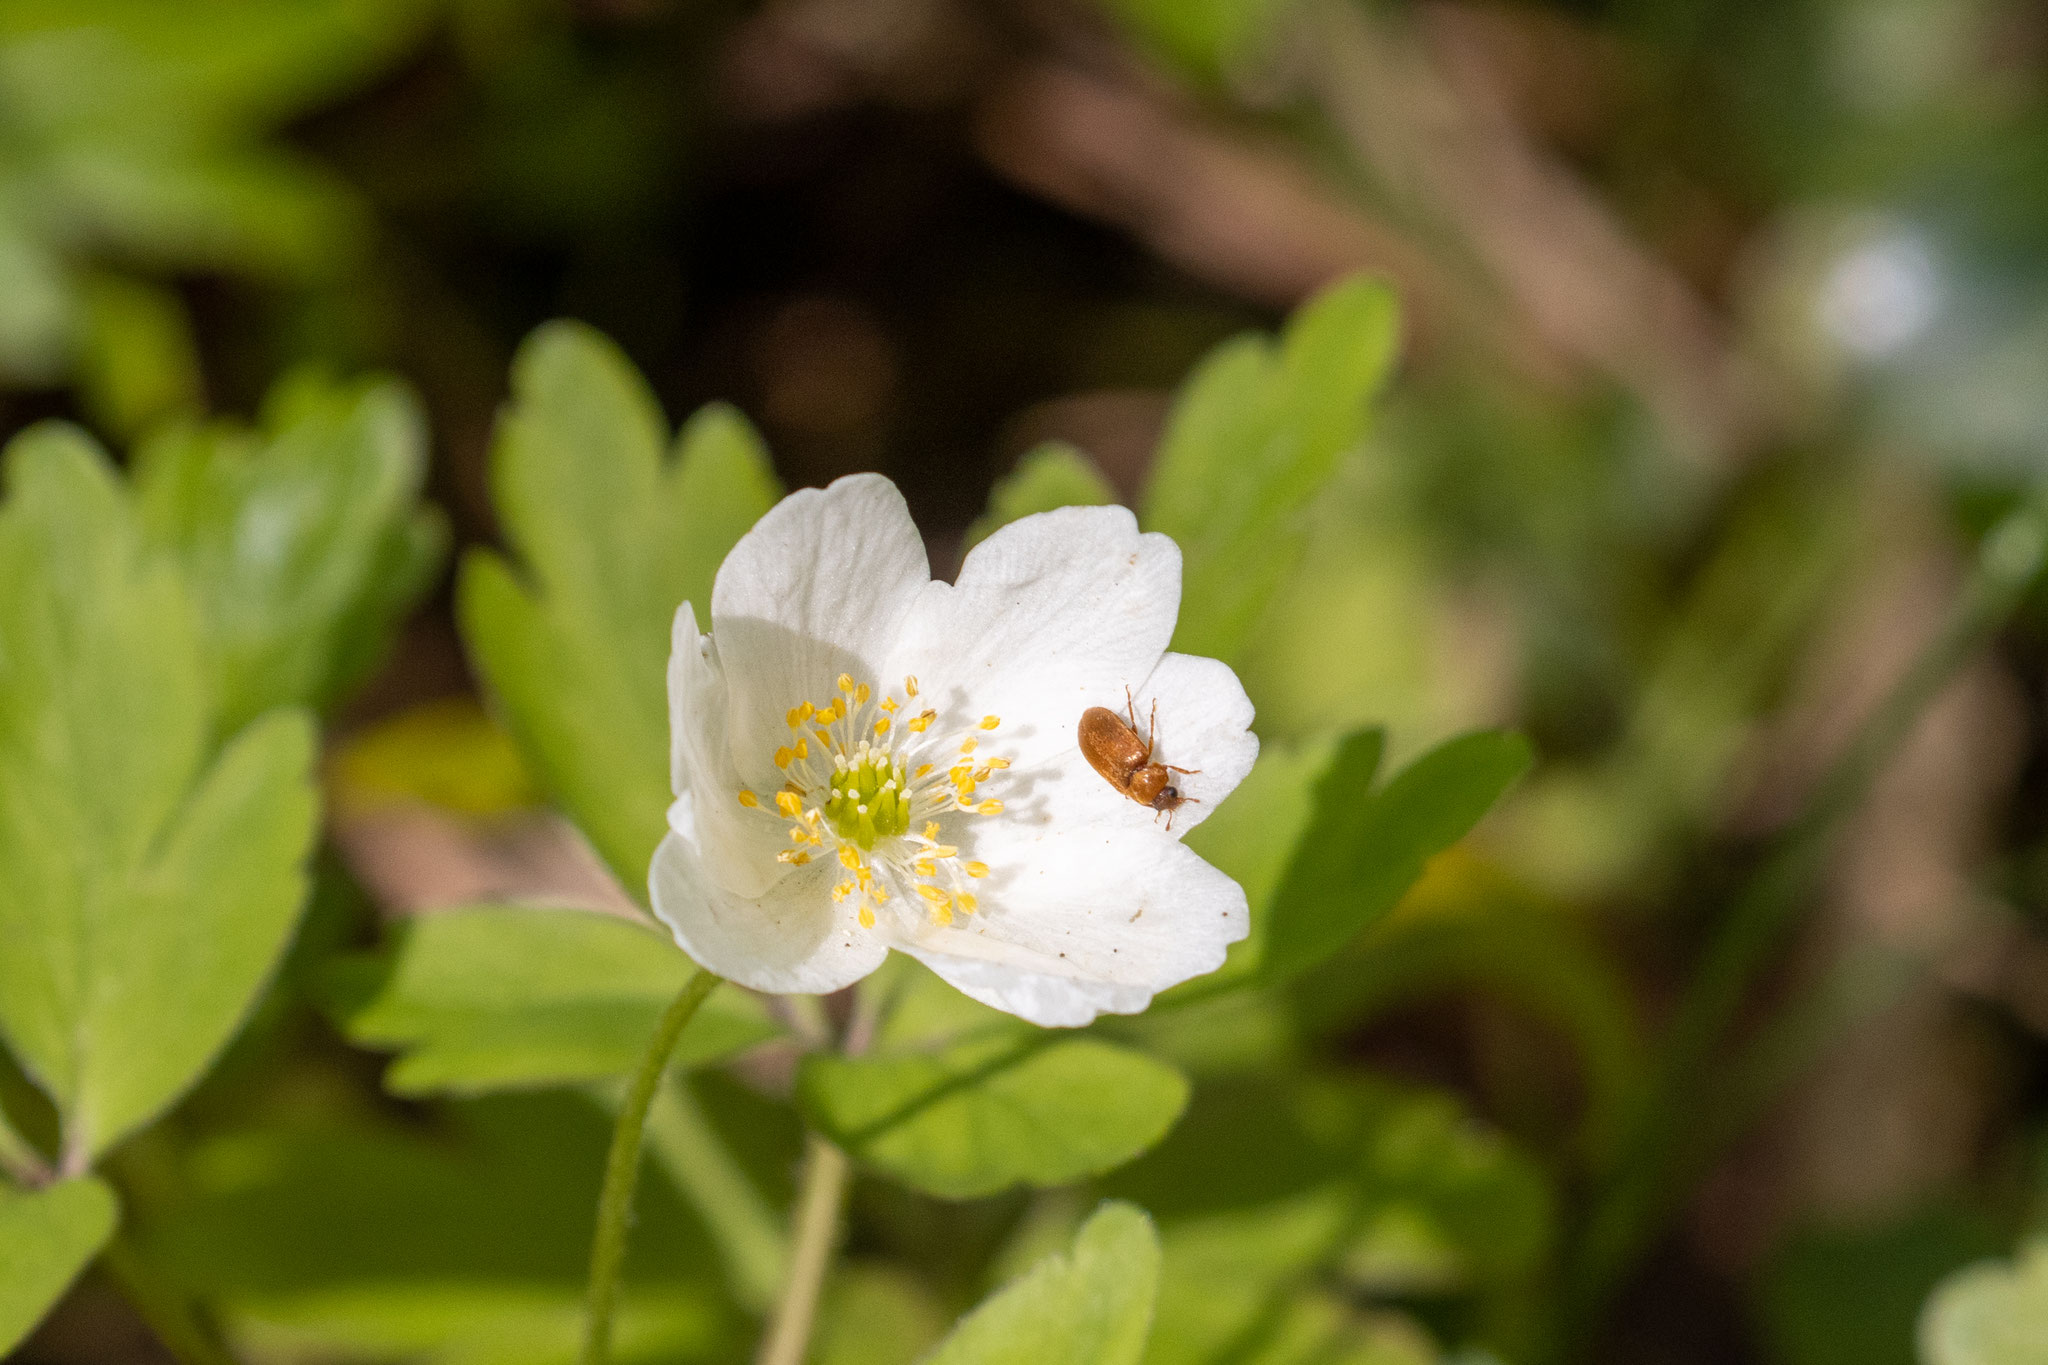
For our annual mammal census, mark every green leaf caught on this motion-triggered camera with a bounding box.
[132,371,445,734]
[1144,277,1399,662]
[0,427,320,1161]
[144,1092,737,1365]
[1259,729,1530,985]
[1921,1239,2048,1365]
[920,1201,1161,1365]
[73,272,203,439]
[325,905,779,1097]
[0,1175,119,1354]
[460,322,781,892]
[799,1034,1190,1200]
[966,442,1116,547]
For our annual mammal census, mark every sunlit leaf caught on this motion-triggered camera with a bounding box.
[966,442,1116,547]
[133,371,445,734]
[919,1202,1160,1365]
[1920,1239,2048,1365]
[0,427,318,1161]
[1144,276,1399,662]
[460,322,781,891]
[800,1034,1189,1200]
[1260,729,1529,985]
[0,1175,118,1355]
[325,905,779,1097]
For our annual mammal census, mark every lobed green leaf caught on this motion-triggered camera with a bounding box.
[1259,728,1530,985]
[800,1032,1190,1200]
[0,427,319,1161]
[460,322,780,893]
[1920,1239,2048,1365]
[1144,276,1399,663]
[0,1175,119,1354]
[918,1201,1161,1365]
[325,905,779,1097]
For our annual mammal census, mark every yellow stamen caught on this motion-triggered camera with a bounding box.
[966,861,988,878]
[838,844,862,871]
[904,675,919,697]
[776,791,802,818]
[737,789,759,808]
[912,858,937,877]
[957,893,977,914]
[880,696,899,714]
[854,683,871,705]
[774,746,793,768]
[983,757,1011,770]
[915,764,933,778]
[959,737,977,755]
[794,738,808,760]
[977,800,1004,814]
[979,715,1001,730]
[874,717,891,735]
[833,881,853,902]
[906,711,934,733]
[859,905,876,928]
[777,849,811,865]
[788,702,814,728]
[923,822,941,841]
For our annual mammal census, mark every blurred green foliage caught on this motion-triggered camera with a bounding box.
[1,0,2047,1360]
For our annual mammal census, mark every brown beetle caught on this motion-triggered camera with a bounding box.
[1078,689,1201,828]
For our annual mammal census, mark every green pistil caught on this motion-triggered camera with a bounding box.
[827,751,909,849]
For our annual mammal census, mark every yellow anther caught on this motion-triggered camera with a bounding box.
[966,861,989,878]
[932,903,954,926]
[833,881,853,902]
[838,844,863,871]
[775,791,803,818]
[977,800,1004,815]
[737,789,759,808]
[915,764,933,778]
[777,849,812,865]
[928,844,957,859]
[923,822,941,841]
[906,711,934,733]
[974,766,992,782]
[912,858,937,877]
[814,728,835,749]
[870,880,890,902]
[837,673,855,693]
[959,737,977,755]
[983,757,1011,770]
[854,683,871,704]
[904,675,920,697]
[979,715,1001,730]
[774,746,793,768]
[957,893,977,914]
[917,884,950,906]
[789,826,809,843]
[859,905,876,928]
[874,717,892,735]
[788,702,815,728]
[794,738,809,760]
[880,696,899,714]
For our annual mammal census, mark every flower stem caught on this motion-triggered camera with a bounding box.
[753,1133,851,1365]
[582,968,721,1365]
[100,1230,240,1365]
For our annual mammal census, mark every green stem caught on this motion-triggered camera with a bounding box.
[644,1072,789,1312]
[582,969,721,1365]
[753,1133,851,1365]
[1571,505,2048,1316]
[101,1230,240,1365]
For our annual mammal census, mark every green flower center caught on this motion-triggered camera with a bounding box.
[825,744,910,850]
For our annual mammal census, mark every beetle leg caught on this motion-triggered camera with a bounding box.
[1165,765,1200,775]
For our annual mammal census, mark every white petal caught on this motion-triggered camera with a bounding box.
[889,505,1179,764]
[667,604,787,898]
[711,474,934,784]
[650,801,888,996]
[889,824,1248,1027]
[1108,651,1259,836]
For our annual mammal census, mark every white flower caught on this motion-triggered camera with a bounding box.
[650,473,1257,1027]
